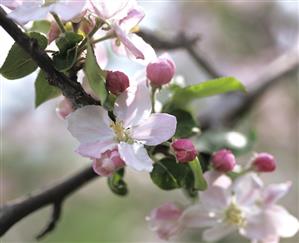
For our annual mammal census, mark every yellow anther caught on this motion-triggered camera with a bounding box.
[130,25,140,33]
[110,121,131,142]
[224,203,246,227]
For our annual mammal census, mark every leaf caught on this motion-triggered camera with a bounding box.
[188,157,207,191]
[172,77,246,108]
[84,43,107,104]
[150,157,189,190]
[30,20,51,34]
[53,46,78,71]
[56,32,83,52]
[168,109,199,138]
[0,32,47,80]
[35,70,61,107]
[107,168,128,196]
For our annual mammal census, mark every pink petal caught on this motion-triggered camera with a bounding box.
[119,7,144,31]
[67,105,114,144]
[262,182,292,206]
[114,80,151,128]
[132,113,177,146]
[202,223,236,242]
[94,42,108,68]
[51,0,86,21]
[76,139,116,159]
[118,142,153,172]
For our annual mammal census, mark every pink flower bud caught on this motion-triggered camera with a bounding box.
[92,149,125,177]
[211,149,236,172]
[48,22,61,44]
[147,203,183,240]
[106,71,130,95]
[171,139,197,163]
[56,97,74,119]
[146,53,176,86]
[251,153,276,172]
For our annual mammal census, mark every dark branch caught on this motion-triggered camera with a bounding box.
[0,7,98,108]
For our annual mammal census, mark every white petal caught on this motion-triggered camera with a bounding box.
[67,105,114,144]
[114,80,151,128]
[118,142,153,172]
[181,205,218,228]
[132,113,177,146]
[75,140,116,159]
[202,223,236,242]
[262,182,292,206]
[51,0,86,21]
[95,42,108,68]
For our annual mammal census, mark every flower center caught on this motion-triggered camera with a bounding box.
[110,121,132,143]
[224,203,246,227]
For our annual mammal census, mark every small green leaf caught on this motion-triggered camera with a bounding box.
[0,32,47,80]
[84,43,107,104]
[56,32,83,52]
[35,70,61,107]
[188,157,207,191]
[53,46,78,71]
[30,20,51,34]
[172,77,246,108]
[107,168,128,196]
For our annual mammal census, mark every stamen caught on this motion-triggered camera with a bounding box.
[224,203,246,227]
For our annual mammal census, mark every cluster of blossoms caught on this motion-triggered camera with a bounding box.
[2,1,298,242]
[148,152,299,242]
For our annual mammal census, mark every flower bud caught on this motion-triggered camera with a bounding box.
[211,149,236,172]
[92,149,125,177]
[251,153,276,172]
[48,22,61,44]
[171,139,197,163]
[147,203,183,240]
[146,53,176,86]
[106,71,130,95]
[56,97,74,119]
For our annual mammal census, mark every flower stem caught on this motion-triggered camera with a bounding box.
[92,31,116,44]
[51,12,66,33]
[151,87,157,113]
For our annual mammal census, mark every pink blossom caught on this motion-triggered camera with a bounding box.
[92,148,125,176]
[171,139,197,163]
[211,149,236,172]
[56,97,74,120]
[147,203,184,240]
[146,53,176,86]
[251,153,276,172]
[106,71,130,95]
[67,80,176,172]
[7,0,86,25]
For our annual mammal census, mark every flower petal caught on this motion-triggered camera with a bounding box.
[118,142,153,172]
[114,80,151,128]
[51,0,86,21]
[67,105,114,144]
[119,7,144,31]
[202,223,236,242]
[132,113,176,146]
[262,182,292,206]
[76,139,116,159]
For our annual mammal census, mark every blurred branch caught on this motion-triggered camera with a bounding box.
[0,166,97,239]
[0,7,98,108]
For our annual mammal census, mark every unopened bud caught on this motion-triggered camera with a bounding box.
[92,149,125,176]
[106,71,130,95]
[171,139,197,163]
[251,153,276,172]
[146,53,176,86]
[211,149,236,172]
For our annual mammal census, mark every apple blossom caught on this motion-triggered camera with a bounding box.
[56,97,74,120]
[67,80,177,172]
[211,149,236,172]
[106,71,130,95]
[251,152,276,173]
[146,53,176,86]
[7,0,87,25]
[171,139,197,163]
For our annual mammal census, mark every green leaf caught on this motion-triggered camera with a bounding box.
[168,109,199,138]
[56,32,83,52]
[172,77,246,108]
[0,32,47,80]
[53,46,78,71]
[150,157,189,190]
[107,168,128,196]
[35,70,61,107]
[30,20,51,34]
[188,157,207,191]
[84,43,107,104]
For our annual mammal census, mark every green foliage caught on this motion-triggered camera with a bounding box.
[55,32,83,52]
[188,157,207,191]
[84,43,107,104]
[35,70,61,107]
[107,168,128,196]
[0,32,47,80]
[171,77,246,109]
[30,20,51,34]
[167,109,198,138]
[53,46,78,71]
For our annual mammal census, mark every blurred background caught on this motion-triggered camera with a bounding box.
[1,0,298,242]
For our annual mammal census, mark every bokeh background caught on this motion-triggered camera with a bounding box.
[1,1,298,242]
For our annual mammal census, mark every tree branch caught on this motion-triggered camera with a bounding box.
[0,7,98,108]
